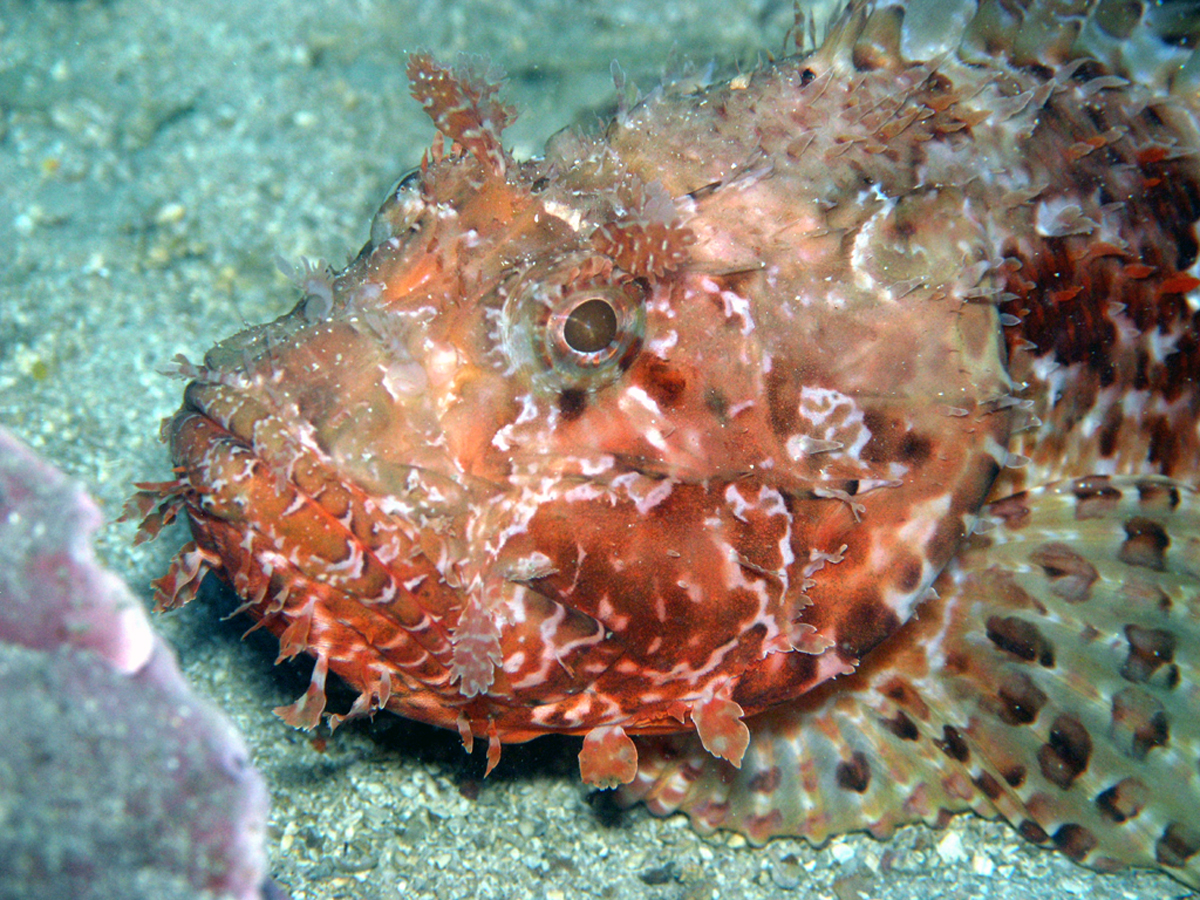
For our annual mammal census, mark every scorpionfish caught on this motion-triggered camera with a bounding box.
[131,0,1200,887]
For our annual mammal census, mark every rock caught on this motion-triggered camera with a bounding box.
[0,427,278,900]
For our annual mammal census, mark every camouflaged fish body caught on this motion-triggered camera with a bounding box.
[133,0,1200,886]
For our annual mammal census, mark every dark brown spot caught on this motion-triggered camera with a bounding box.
[1037,715,1092,789]
[1095,777,1149,823]
[558,388,587,420]
[933,725,969,762]
[457,778,481,801]
[943,650,970,676]
[834,594,901,659]
[880,677,931,718]
[1167,664,1181,689]
[987,493,1032,528]
[1096,405,1124,460]
[1118,516,1169,570]
[1121,624,1176,683]
[858,408,892,463]
[1074,60,1112,86]
[640,357,687,408]
[800,67,816,86]
[1002,764,1026,788]
[1070,475,1118,500]
[1122,576,1173,613]
[883,711,920,741]
[1053,824,1098,862]
[1019,820,1049,844]
[897,431,932,464]
[835,751,871,793]
[1030,543,1098,603]
[747,766,782,794]
[1111,686,1169,759]
[883,679,914,703]
[985,571,1045,614]
[1071,476,1121,518]
[1137,480,1181,511]
[896,556,923,592]
[1157,822,1200,868]
[638,863,677,886]
[704,387,729,420]
[995,672,1047,726]
[745,810,784,836]
[1148,414,1182,471]
[974,771,1004,801]
[985,615,1056,667]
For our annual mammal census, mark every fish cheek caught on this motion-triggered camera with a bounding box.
[504,483,784,689]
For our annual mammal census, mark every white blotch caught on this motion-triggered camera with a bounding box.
[564,483,606,503]
[612,472,675,515]
[647,329,679,358]
[492,393,539,451]
[580,455,615,476]
[623,385,663,417]
[698,275,756,335]
[1149,325,1182,363]
[724,483,752,522]
[728,399,755,418]
[850,184,897,294]
[540,198,585,232]
[791,386,871,465]
[802,544,847,580]
[508,551,558,581]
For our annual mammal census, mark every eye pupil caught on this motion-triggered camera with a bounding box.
[563,298,618,353]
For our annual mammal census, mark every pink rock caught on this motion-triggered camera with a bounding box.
[0,427,278,900]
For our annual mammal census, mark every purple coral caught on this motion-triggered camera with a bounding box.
[0,427,278,900]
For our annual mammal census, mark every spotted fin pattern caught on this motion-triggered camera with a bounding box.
[624,476,1200,884]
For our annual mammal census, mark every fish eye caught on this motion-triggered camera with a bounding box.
[503,271,645,393]
[562,297,619,354]
[545,282,645,381]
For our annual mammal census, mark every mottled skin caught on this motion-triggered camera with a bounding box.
[134,0,1200,886]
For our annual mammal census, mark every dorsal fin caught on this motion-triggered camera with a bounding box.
[815,0,1200,93]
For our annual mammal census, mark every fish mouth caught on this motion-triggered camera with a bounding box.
[158,352,481,714]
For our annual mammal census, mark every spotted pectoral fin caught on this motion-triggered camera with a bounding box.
[622,476,1200,888]
[929,476,1200,885]
[619,603,991,847]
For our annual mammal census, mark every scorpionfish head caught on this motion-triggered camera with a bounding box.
[150,53,1018,785]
